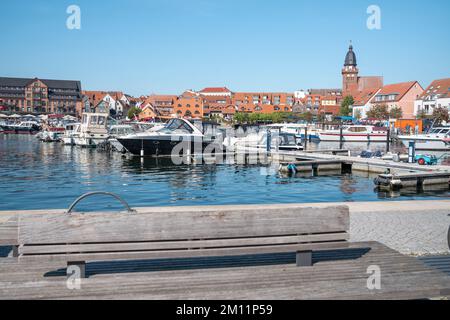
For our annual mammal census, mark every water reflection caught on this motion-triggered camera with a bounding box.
[0,135,448,211]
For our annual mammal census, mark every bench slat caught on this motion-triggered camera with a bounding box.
[19,241,351,263]
[18,206,349,245]
[19,232,349,255]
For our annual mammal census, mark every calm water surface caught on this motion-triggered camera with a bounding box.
[0,135,448,211]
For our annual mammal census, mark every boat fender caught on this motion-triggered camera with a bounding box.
[390,179,403,189]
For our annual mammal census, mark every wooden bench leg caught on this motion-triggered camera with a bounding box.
[67,261,86,279]
[296,251,312,267]
[12,246,19,258]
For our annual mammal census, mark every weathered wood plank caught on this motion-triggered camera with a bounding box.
[1,242,450,300]
[0,216,18,246]
[19,241,351,263]
[18,206,349,244]
[19,232,349,255]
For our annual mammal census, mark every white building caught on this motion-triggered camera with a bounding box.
[351,89,381,119]
[414,78,450,116]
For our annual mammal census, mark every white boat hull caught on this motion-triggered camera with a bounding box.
[319,133,388,142]
[399,137,449,151]
[74,136,107,148]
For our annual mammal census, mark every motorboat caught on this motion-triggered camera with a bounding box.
[117,118,223,156]
[224,131,304,153]
[108,125,136,152]
[39,130,63,143]
[73,113,109,147]
[266,124,321,140]
[0,121,41,134]
[398,127,450,151]
[318,125,388,142]
[62,123,80,145]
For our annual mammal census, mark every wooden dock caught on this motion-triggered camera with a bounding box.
[376,172,450,190]
[0,241,449,300]
[1,203,450,300]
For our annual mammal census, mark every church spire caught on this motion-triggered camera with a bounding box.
[344,42,357,67]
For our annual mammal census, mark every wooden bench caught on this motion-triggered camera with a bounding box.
[18,205,351,278]
[0,217,18,257]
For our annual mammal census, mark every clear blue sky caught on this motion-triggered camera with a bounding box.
[0,0,449,96]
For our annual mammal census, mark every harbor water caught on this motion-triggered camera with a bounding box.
[0,135,449,211]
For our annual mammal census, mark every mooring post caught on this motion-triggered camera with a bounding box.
[408,141,416,163]
[386,127,391,153]
[304,127,308,151]
[266,129,272,153]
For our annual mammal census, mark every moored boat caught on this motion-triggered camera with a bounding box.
[398,127,450,151]
[73,113,109,147]
[318,125,388,142]
[62,123,80,145]
[0,121,41,135]
[117,118,224,156]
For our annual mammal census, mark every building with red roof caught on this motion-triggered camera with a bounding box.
[371,81,423,118]
[414,78,450,116]
[199,87,232,97]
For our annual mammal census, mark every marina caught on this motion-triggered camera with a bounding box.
[0,1,449,302]
[1,134,449,212]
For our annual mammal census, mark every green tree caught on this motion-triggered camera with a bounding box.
[389,106,403,119]
[301,112,314,123]
[416,110,429,120]
[432,106,449,125]
[340,96,354,116]
[366,104,389,120]
[127,106,142,120]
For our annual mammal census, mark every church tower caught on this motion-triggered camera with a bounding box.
[342,43,359,96]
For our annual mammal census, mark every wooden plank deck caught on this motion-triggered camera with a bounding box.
[1,242,449,300]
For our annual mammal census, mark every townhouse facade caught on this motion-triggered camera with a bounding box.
[82,91,134,117]
[173,91,205,119]
[414,78,450,116]
[370,81,423,119]
[0,77,83,116]
[145,95,178,118]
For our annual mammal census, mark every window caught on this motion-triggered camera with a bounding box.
[90,116,98,125]
[98,116,106,125]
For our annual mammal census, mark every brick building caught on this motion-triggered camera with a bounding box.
[174,91,204,119]
[342,44,383,98]
[0,77,83,116]
[144,95,177,117]
[232,92,295,114]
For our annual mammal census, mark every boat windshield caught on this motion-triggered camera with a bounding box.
[158,119,194,134]
[280,134,297,146]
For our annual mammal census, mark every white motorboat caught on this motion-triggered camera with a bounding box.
[224,131,303,153]
[318,125,388,142]
[108,125,136,152]
[266,124,321,140]
[398,127,450,151]
[73,113,109,147]
[62,123,80,145]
